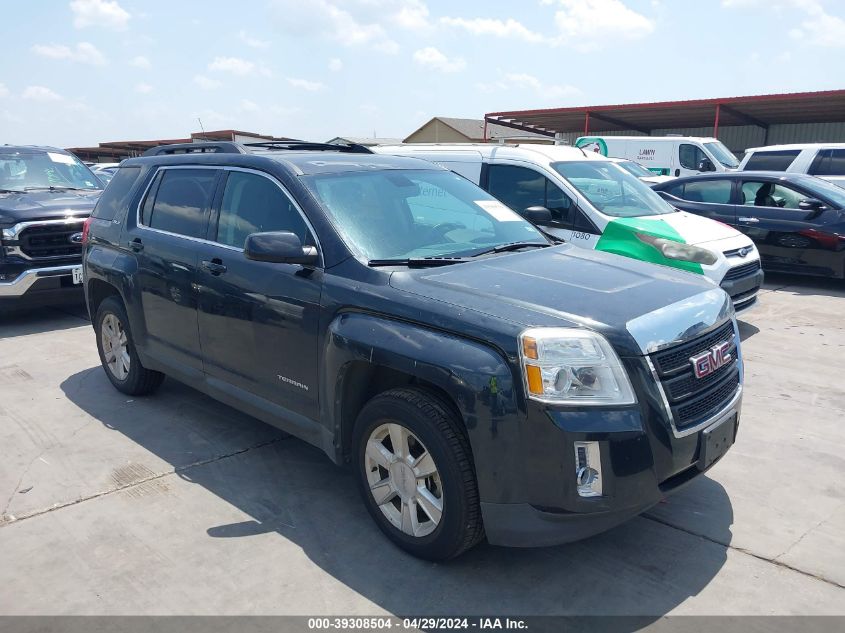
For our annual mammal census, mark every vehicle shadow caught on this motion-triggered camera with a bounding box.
[762,272,844,299]
[0,303,89,339]
[737,320,760,342]
[60,369,734,620]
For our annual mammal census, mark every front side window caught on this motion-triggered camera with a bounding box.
[146,169,217,238]
[679,144,707,170]
[486,165,573,225]
[744,149,801,171]
[0,150,102,192]
[680,180,732,204]
[741,181,804,209]
[552,161,676,218]
[216,171,309,248]
[303,169,546,261]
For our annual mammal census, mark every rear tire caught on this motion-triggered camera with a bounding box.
[353,387,484,560]
[94,296,164,396]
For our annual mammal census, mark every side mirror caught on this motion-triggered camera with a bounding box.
[798,198,825,211]
[244,231,318,265]
[522,206,553,225]
[698,158,715,172]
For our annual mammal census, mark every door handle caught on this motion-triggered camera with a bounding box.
[201,259,227,275]
[738,217,760,223]
[129,237,144,252]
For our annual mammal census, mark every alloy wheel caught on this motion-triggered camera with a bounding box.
[364,422,444,538]
[101,313,130,381]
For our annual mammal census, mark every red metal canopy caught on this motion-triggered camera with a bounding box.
[484,89,845,138]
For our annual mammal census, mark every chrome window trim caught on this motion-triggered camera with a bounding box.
[133,165,323,266]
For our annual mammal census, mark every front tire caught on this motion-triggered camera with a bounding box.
[353,387,484,560]
[94,296,164,396]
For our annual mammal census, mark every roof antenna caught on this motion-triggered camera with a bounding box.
[197,117,206,141]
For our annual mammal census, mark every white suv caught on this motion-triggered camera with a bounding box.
[739,143,845,188]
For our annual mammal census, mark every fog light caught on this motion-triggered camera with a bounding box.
[574,441,602,498]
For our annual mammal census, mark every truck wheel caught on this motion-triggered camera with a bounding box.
[94,296,164,396]
[353,387,484,560]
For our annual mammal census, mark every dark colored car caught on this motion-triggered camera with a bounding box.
[0,146,103,309]
[83,141,743,560]
[653,172,845,279]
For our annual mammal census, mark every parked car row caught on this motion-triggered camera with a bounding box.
[78,139,745,560]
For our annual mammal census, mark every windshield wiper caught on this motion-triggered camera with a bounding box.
[368,256,471,268]
[0,188,24,194]
[469,241,552,258]
[23,186,92,192]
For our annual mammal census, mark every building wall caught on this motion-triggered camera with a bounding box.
[405,120,471,143]
[556,121,845,157]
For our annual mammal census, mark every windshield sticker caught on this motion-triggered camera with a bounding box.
[475,200,522,222]
[47,152,76,165]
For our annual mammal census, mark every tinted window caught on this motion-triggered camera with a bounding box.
[662,182,686,198]
[92,166,141,221]
[679,144,706,170]
[810,149,845,176]
[741,181,804,209]
[680,180,732,204]
[744,150,801,171]
[217,171,309,248]
[487,165,573,225]
[147,169,216,238]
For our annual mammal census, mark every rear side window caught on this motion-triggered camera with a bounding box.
[679,180,732,204]
[810,149,845,176]
[216,171,309,248]
[743,150,800,171]
[91,166,141,221]
[144,169,217,238]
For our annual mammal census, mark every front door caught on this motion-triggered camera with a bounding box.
[675,143,709,178]
[196,168,323,420]
[128,167,220,376]
[737,179,842,276]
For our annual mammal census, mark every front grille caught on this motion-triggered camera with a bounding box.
[650,321,740,430]
[19,222,84,259]
[723,259,761,281]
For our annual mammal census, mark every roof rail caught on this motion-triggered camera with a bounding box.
[142,142,245,156]
[243,140,373,154]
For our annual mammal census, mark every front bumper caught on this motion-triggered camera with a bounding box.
[0,264,82,303]
[721,267,764,312]
[477,354,742,548]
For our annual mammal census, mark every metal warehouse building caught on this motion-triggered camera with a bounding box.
[484,89,845,156]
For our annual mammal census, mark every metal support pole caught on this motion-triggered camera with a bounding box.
[714,103,721,137]
[584,111,590,136]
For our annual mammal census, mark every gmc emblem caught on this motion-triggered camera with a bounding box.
[690,341,732,379]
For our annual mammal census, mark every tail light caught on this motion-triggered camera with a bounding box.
[81,217,93,245]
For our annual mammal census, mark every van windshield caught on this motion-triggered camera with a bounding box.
[704,141,739,169]
[552,161,676,218]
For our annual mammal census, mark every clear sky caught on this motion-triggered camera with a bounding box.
[2,0,844,147]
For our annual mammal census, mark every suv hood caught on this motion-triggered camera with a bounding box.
[389,244,730,357]
[0,190,101,224]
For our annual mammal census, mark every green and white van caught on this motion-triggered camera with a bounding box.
[575,135,740,178]
[374,143,763,311]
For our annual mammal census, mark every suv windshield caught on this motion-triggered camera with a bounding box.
[617,160,655,178]
[552,161,676,218]
[303,169,548,261]
[0,150,102,192]
[704,141,739,169]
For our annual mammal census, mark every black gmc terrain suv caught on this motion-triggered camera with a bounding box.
[1,146,103,309]
[83,140,743,560]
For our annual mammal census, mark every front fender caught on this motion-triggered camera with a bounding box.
[321,312,518,500]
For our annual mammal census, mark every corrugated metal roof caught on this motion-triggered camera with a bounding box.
[485,90,845,136]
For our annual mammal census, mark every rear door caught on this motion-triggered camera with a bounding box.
[659,178,738,226]
[128,166,220,376]
[736,178,842,276]
[195,168,323,421]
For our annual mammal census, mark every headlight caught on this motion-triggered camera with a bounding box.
[519,328,636,405]
[635,232,718,266]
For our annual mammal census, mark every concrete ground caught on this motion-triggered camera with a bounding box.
[0,273,843,616]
